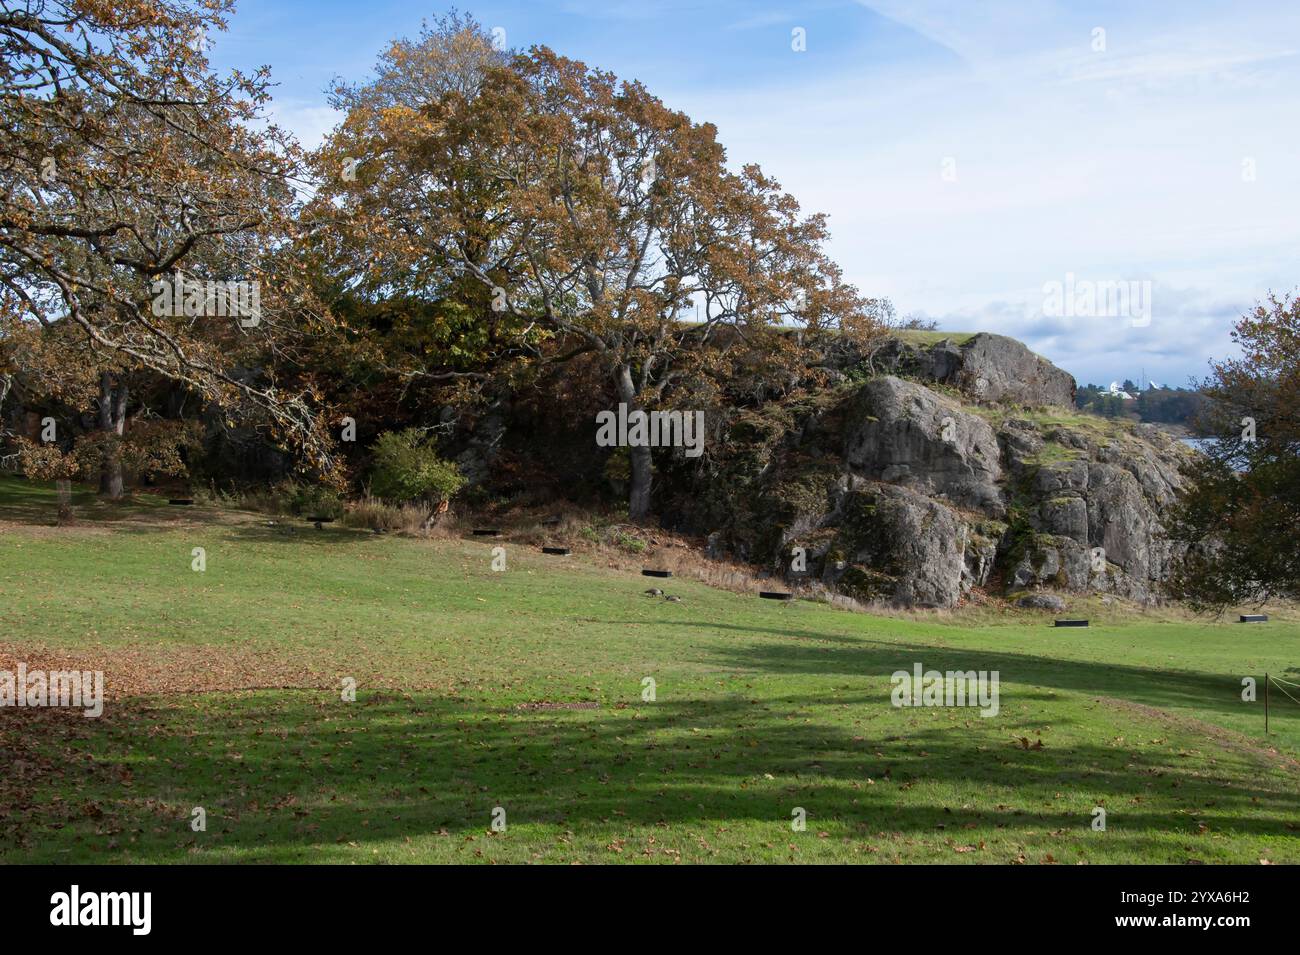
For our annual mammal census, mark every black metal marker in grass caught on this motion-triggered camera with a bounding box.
[760,591,794,601]
[472,529,502,537]
[541,546,571,556]
[167,498,193,505]
[642,569,673,578]
[1054,619,1089,627]
[1240,614,1269,623]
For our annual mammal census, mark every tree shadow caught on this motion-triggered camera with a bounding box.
[0,477,384,548]
[6,691,1297,862]
[626,618,1287,741]
[220,522,380,548]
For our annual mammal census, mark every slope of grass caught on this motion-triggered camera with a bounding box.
[1,476,1296,864]
[890,329,977,346]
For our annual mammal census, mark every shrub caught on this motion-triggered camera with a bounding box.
[614,531,647,554]
[285,482,344,520]
[340,496,435,534]
[193,480,343,519]
[370,429,466,507]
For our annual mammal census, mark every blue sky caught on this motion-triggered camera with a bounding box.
[210,0,1300,388]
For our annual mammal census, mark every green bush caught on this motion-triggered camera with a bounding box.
[370,429,466,506]
[614,531,647,554]
[602,447,631,482]
[286,482,345,519]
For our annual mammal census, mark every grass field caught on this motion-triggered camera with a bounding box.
[1,475,1297,864]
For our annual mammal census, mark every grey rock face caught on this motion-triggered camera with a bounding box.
[665,339,1190,610]
[1015,592,1067,611]
[1039,496,1089,540]
[1033,460,1090,496]
[957,334,1076,408]
[1007,536,1092,592]
[1003,433,1191,602]
[831,484,989,609]
[997,419,1045,471]
[1086,461,1173,594]
[843,376,1004,516]
[454,398,508,487]
[874,333,1076,408]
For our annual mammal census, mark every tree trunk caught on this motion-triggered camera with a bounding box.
[614,364,653,522]
[421,497,450,531]
[98,372,128,500]
[55,479,73,525]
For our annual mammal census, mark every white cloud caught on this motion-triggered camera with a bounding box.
[269,101,339,150]
[656,1,1300,383]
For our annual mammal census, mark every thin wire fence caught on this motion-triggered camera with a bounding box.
[1263,673,1300,734]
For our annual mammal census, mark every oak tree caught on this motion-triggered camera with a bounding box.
[316,40,879,519]
[1168,292,1300,609]
[1,0,336,496]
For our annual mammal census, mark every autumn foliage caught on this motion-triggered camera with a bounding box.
[2,4,882,519]
[1167,292,1300,609]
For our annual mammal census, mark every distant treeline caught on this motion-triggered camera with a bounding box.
[1076,381,1206,426]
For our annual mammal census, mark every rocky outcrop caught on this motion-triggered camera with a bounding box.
[873,332,1076,409]
[959,334,1077,408]
[832,484,982,608]
[996,419,1191,604]
[843,377,1004,516]
[664,343,1192,609]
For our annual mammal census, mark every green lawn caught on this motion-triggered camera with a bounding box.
[1,476,1297,864]
[890,329,977,346]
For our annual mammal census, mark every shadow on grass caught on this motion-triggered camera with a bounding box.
[220,522,380,548]
[0,475,219,528]
[625,619,1288,747]
[0,476,377,548]
[4,690,1297,862]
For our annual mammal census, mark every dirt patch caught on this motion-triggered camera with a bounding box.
[0,502,270,538]
[0,643,345,699]
[0,519,116,540]
[0,641,476,702]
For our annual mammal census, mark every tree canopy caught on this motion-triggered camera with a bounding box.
[310,19,880,517]
[1,0,336,484]
[2,4,885,521]
[1167,292,1300,610]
